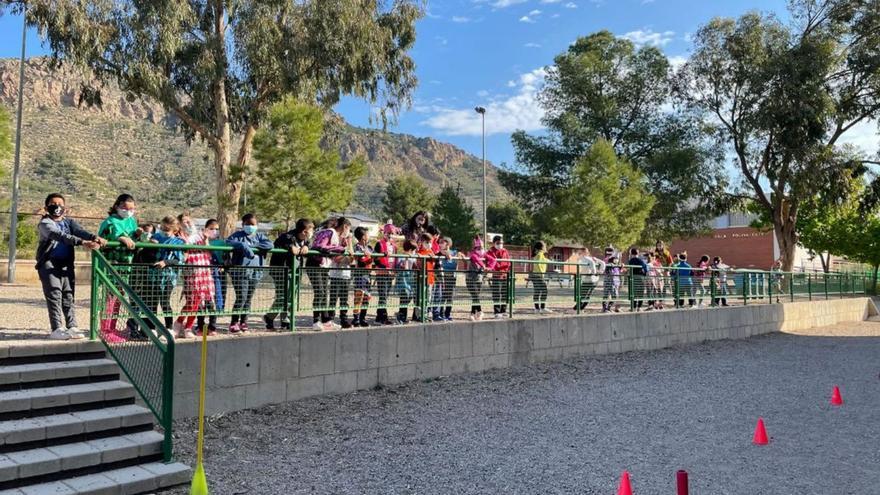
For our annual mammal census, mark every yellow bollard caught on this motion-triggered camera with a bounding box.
[190,325,210,495]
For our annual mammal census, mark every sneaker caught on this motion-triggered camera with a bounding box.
[311,321,324,332]
[178,329,196,339]
[263,315,275,331]
[432,315,445,322]
[49,328,72,340]
[533,308,541,314]
[475,312,483,321]
[341,321,353,329]
[66,327,86,339]
[229,323,241,334]
[195,328,217,337]
[327,321,342,330]
[542,308,554,314]
[102,330,128,343]
[240,323,250,333]
[172,320,184,334]
[494,314,504,319]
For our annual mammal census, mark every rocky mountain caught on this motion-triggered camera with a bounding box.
[0,57,504,222]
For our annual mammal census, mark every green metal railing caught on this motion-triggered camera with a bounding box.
[90,250,175,462]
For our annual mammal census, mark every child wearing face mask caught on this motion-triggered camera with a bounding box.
[467,236,488,321]
[98,194,139,342]
[486,236,511,318]
[173,214,216,338]
[36,193,105,340]
[226,213,273,333]
[147,216,185,331]
[373,221,399,325]
[199,219,225,333]
[265,218,314,330]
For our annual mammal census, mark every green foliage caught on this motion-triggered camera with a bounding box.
[678,1,880,269]
[0,106,11,175]
[501,30,727,242]
[381,174,437,226]
[546,140,655,249]
[250,99,365,229]
[487,201,540,247]
[14,0,423,230]
[0,214,38,258]
[432,186,479,247]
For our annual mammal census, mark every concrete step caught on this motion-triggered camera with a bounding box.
[0,382,136,418]
[0,342,106,367]
[0,360,120,390]
[0,406,154,451]
[0,431,164,484]
[0,460,191,495]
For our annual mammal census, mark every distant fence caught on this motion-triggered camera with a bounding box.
[89,242,876,333]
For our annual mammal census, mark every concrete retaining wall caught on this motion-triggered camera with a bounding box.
[171,297,877,418]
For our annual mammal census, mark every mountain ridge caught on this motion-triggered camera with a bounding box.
[0,57,504,221]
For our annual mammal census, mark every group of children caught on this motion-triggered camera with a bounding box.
[36,192,744,341]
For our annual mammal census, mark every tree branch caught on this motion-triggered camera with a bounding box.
[170,105,219,147]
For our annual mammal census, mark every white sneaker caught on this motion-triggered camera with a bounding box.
[66,327,86,339]
[49,328,73,340]
[543,308,554,314]
[533,308,542,314]
[470,314,478,321]
[311,322,324,332]
[327,321,341,330]
[494,314,504,319]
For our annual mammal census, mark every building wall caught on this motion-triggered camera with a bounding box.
[170,297,877,418]
[671,227,775,269]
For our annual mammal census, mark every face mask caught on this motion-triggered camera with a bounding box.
[183,225,195,235]
[495,243,503,250]
[47,204,64,218]
[204,229,219,240]
[243,225,258,235]
[141,232,153,241]
[117,208,134,219]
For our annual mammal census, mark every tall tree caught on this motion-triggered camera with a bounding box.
[501,31,727,242]
[380,174,436,226]
[487,201,540,246]
[250,98,365,230]
[7,0,422,233]
[547,140,655,249]
[432,185,479,246]
[678,0,880,271]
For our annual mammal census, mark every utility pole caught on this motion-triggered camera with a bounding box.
[474,106,487,243]
[7,12,27,284]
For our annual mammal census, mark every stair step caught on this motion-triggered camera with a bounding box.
[0,382,135,419]
[0,431,164,484]
[0,461,191,495]
[1,342,106,367]
[0,406,154,451]
[0,360,120,391]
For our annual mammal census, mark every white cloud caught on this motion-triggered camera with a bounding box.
[435,36,448,46]
[621,29,676,47]
[529,9,542,15]
[519,15,536,23]
[838,120,880,156]
[565,2,578,7]
[524,42,542,48]
[452,16,472,23]
[641,0,655,4]
[668,55,687,71]
[507,80,517,87]
[421,68,548,137]
[541,0,562,3]
[474,0,529,7]
[477,89,490,97]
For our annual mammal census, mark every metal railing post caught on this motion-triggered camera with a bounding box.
[743,274,749,306]
[575,265,582,315]
[161,339,175,462]
[90,254,100,340]
[789,273,794,302]
[824,273,829,300]
[839,273,844,299]
[768,272,773,304]
[710,270,717,307]
[419,262,428,322]
[628,271,635,312]
[287,263,298,332]
[807,273,812,301]
[507,268,515,318]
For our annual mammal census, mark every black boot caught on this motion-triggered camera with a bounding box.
[340,311,352,329]
[358,310,369,327]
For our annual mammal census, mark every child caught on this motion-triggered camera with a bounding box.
[711,256,730,306]
[373,221,399,325]
[530,241,550,313]
[204,220,228,331]
[467,236,488,321]
[149,216,185,331]
[173,215,216,338]
[395,241,418,324]
[575,248,605,310]
[226,213,273,333]
[437,237,461,321]
[602,254,622,313]
[352,226,374,328]
[426,225,443,320]
[486,236,510,318]
[672,252,695,308]
[328,232,354,329]
[414,233,436,322]
[36,193,105,340]
[627,248,649,311]
[266,218,313,330]
[97,194,139,342]
[307,217,351,331]
[695,255,711,307]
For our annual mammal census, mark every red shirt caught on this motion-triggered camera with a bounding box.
[487,247,511,278]
[417,247,436,285]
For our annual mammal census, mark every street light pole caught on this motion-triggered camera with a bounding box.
[7,13,27,284]
[474,106,487,243]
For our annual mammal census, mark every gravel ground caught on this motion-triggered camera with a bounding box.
[163,320,880,495]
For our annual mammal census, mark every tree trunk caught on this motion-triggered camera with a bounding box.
[214,138,241,236]
[820,253,830,273]
[774,219,797,273]
[873,264,878,294]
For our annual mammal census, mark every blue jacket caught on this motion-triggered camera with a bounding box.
[226,230,273,268]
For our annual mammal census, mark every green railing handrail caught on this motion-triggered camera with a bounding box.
[90,250,175,463]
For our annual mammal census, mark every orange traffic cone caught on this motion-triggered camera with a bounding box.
[753,417,769,445]
[831,386,843,406]
[617,470,633,495]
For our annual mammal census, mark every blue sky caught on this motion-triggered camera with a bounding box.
[3,0,876,168]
